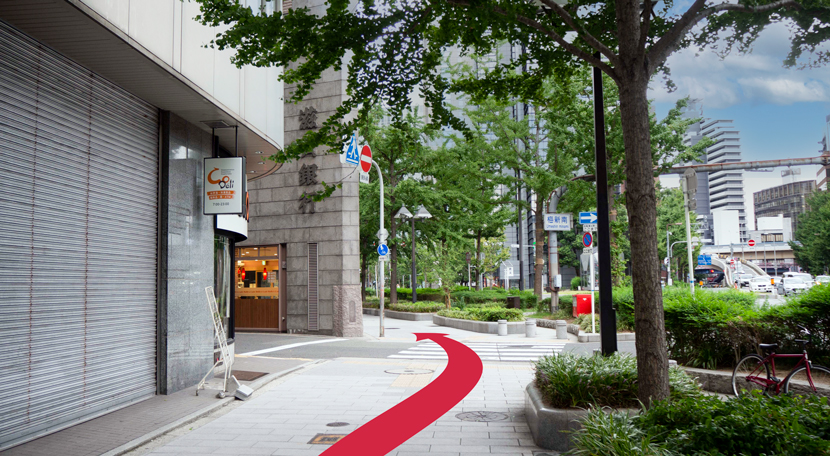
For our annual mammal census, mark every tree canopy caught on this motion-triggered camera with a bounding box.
[195,0,830,405]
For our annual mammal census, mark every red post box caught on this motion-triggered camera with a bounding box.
[574,293,593,317]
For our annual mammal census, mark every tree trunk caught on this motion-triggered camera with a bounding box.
[475,231,482,291]
[360,254,367,302]
[618,74,670,406]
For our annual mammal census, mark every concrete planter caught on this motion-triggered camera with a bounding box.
[433,315,525,334]
[362,307,434,321]
[525,382,637,452]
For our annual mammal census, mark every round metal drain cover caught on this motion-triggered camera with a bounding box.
[384,368,435,375]
[455,411,509,422]
[326,422,350,427]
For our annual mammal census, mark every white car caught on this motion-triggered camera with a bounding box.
[783,272,815,288]
[749,277,772,292]
[738,274,753,288]
[817,276,830,286]
[777,277,809,296]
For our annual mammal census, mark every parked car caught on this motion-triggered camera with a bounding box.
[737,274,753,288]
[783,272,815,288]
[817,275,830,286]
[776,277,809,296]
[749,277,772,292]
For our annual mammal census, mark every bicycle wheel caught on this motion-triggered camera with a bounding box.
[732,354,771,397]
[783,364,830,397]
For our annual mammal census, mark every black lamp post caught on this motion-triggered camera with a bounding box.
[395,205,432,303]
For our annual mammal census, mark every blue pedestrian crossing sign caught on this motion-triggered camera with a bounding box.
[579,212,598,224]
[344,132,360,166]
[377,244,389,256]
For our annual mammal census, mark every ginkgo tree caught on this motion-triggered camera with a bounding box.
[195,0,830,405]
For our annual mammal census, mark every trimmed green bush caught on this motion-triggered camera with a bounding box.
[570,394,830,456]
[451,289,538,309]
[534,353,700,409]
[571,276,582,290]
[437,306,525,322]
[394,287,444,302]
[363,300,443,313]
[557,295,574,313]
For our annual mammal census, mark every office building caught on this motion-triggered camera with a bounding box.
[753,179,816,235]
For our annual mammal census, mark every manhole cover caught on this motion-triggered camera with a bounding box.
[326,422,350,427]
[455,411,509,422]
[384,368,435,375]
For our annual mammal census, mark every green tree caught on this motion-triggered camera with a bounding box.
[656,186,701,285]
[791,190,830,275]
[359,107,437,304]
[195,0,830,405]
[417,241,468,307]
[478,237,511,286]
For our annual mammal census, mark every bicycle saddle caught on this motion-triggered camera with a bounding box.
[759,343,778,352]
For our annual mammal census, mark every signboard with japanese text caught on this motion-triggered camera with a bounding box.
[543,213,572,231]
[204,157,245,215]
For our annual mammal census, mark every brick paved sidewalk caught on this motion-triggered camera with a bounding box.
[143,358,551,456]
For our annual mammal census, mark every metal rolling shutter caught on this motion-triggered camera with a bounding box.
[308,243,319,331]
[0,20,158,449]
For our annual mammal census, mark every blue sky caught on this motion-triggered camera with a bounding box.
[647,20,830,228]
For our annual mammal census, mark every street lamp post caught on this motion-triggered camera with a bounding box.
[666,231,672,286]
[395,205,432,303]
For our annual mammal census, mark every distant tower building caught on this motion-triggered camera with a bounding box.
[682,100,748,244]
[753,178,816,235]
[818,114,830,191]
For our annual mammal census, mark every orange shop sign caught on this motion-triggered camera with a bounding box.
[204,157,245,215]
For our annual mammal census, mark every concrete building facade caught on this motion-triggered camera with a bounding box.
[753,179,817,236]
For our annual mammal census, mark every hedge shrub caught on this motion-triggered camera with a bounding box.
[534,353,700,409]
[437,306,525,322]
[394,287,444,302]
[570,394,830,456]
[362,300,442,313]
[451,289,538,309]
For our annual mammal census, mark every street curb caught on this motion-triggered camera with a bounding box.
[102,360,321,456]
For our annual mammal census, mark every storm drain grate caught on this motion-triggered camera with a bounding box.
[384,368,435,375]
[220,370,267,381]
[326,422,350,427]
[309,434,346,444]
[455,411,509,422]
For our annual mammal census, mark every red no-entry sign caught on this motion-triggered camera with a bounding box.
[748,239,756,247]
[360,145,372,173]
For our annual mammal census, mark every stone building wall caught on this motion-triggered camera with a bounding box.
[240,3,361,335]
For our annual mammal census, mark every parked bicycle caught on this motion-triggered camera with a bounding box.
[732,326,830,397]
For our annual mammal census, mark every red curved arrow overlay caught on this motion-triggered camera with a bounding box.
[320,333,483,456]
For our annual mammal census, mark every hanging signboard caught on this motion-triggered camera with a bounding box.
[204,157,245,215]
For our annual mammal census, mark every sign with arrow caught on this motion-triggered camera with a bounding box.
[579,212,598,225]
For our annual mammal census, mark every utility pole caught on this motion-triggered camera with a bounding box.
[680,168,697,294]
[592,53,616,354]
[372,159,387,337]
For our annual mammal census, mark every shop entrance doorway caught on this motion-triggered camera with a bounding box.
[235,245,286,331]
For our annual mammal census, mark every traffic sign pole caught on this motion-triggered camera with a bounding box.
[372,157,386,338]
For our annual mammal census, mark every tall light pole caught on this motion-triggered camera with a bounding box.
[666,231,672,286]
[395,205,432,303]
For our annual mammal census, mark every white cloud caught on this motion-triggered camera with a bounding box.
[648,22,830,109]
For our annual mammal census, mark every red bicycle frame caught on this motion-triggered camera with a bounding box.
[745,351,812,394]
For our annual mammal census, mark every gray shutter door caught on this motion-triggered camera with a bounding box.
[0,20,158,449]
[308,243,318,331]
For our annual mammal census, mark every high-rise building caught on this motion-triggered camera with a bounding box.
[818,114,830,191]
[682,100,748,244]
[753,179,816,235]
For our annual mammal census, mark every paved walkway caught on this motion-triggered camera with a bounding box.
[388,340,566,362]
[4,358,311,456]
[141,358,548,456]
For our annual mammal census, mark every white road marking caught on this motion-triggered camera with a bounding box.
[240,338,346,356]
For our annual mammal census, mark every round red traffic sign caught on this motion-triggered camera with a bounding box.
[360,145,372,173]
[748,239,756,247]
[582,232,593,248]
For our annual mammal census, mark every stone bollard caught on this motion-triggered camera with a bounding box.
[498,319,508,336]
[525,319,536,338]
[555,320,567,340]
